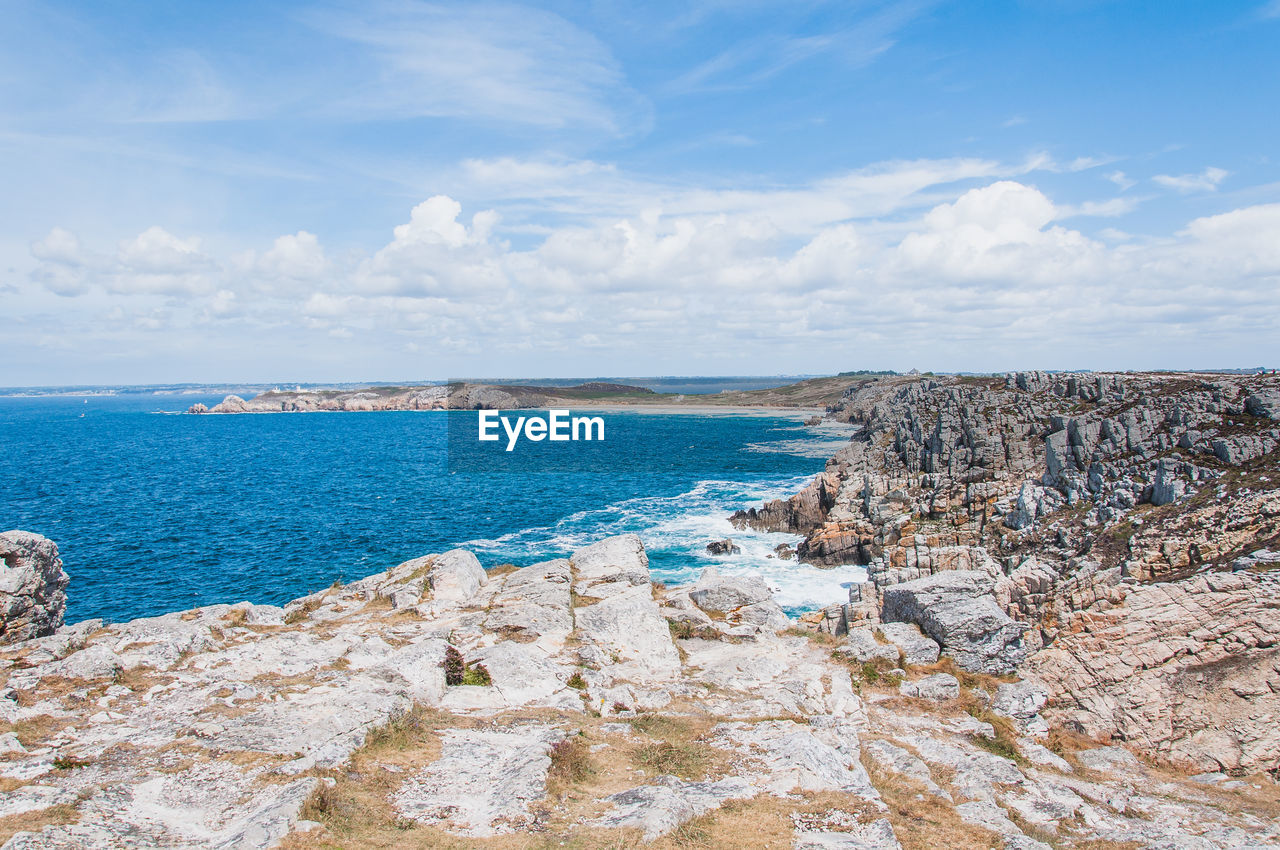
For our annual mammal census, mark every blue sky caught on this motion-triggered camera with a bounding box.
[3,0,1279,384]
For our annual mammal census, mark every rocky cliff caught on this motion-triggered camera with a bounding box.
[0,532,69,646]
[736,371,1280,776]
[3,534,1277,849]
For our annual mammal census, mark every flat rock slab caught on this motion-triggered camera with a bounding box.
[394,724,565,837]
[593,774,755,841]
[712,720,879,799]
[793,818,902,849]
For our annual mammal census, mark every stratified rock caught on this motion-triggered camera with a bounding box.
[880,571,1029,674]
[845,627,899,664]
[0,531,70,645]
[991,680,1049,723]
[1025,570,1280,772]
[484,558,573,640]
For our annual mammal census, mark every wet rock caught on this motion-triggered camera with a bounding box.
[705,539,741,556]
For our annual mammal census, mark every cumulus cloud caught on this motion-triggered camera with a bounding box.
[257,231,327,281]
[30,227,90,296]
[19,158,1280,374]
[1153,167,1229,193]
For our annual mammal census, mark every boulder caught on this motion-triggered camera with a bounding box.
[880,571,1029,674]
[570,534,650,591]
[0,531,70,645]
[877,622,940,666]
[991,680,1049,722]
[846,627,899,664]
[688,566,771,611]
[427,550,487,606]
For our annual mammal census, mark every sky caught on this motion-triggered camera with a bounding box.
[2,0,1279,385]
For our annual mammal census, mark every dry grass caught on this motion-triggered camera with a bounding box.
[0,714,69,748]
[627,713,727,781]
[914,657,1015,692]
[546,733,596,796]
[783,626,844,648]
[861,754,1003,850]
[285,598,323,625]
[0,802,81,845]
[488,563,522,578]
[221,608,248,627]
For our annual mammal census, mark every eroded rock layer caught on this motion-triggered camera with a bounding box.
[743,371,1280,776]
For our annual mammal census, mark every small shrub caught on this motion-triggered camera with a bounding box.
[362,703,438,752]
[547,734,596,793]
[443,646,465,686]
[460,663,491,686]
[633,741,707,779]
[53,754,90,771]
[611,701,630,713]
[566,671,588,691]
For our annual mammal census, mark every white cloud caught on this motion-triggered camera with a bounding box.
[257,231,327,281]
[117,226,209,275]
[1153,166,1229,193]
[17,160,1280,376]
[30,227,90,296]
[305,3,649,135]
[1106,171,1136,191]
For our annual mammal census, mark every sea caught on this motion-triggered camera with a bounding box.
[0,394,865,625]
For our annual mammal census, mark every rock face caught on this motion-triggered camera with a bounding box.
[743,370,1280,773]
[0,531,70,645]
[1,534,1276,848]
[880,571,1028,674]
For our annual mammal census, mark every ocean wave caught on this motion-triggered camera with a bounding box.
[464,473,861,613]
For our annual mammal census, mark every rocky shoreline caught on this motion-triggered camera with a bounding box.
[735,370,1280,775]
[185,376,858,414]
[2,368,1279,848]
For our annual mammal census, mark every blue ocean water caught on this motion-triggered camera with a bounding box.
[0,395,864,624]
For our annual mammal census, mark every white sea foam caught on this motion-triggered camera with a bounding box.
[464,474,863,614]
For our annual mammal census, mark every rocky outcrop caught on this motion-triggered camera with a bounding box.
[744,370,1280,773]
[880,571,1028,674]
[2,534,1276,847]
[0,531,69,645]
[1025,569,1280,773]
